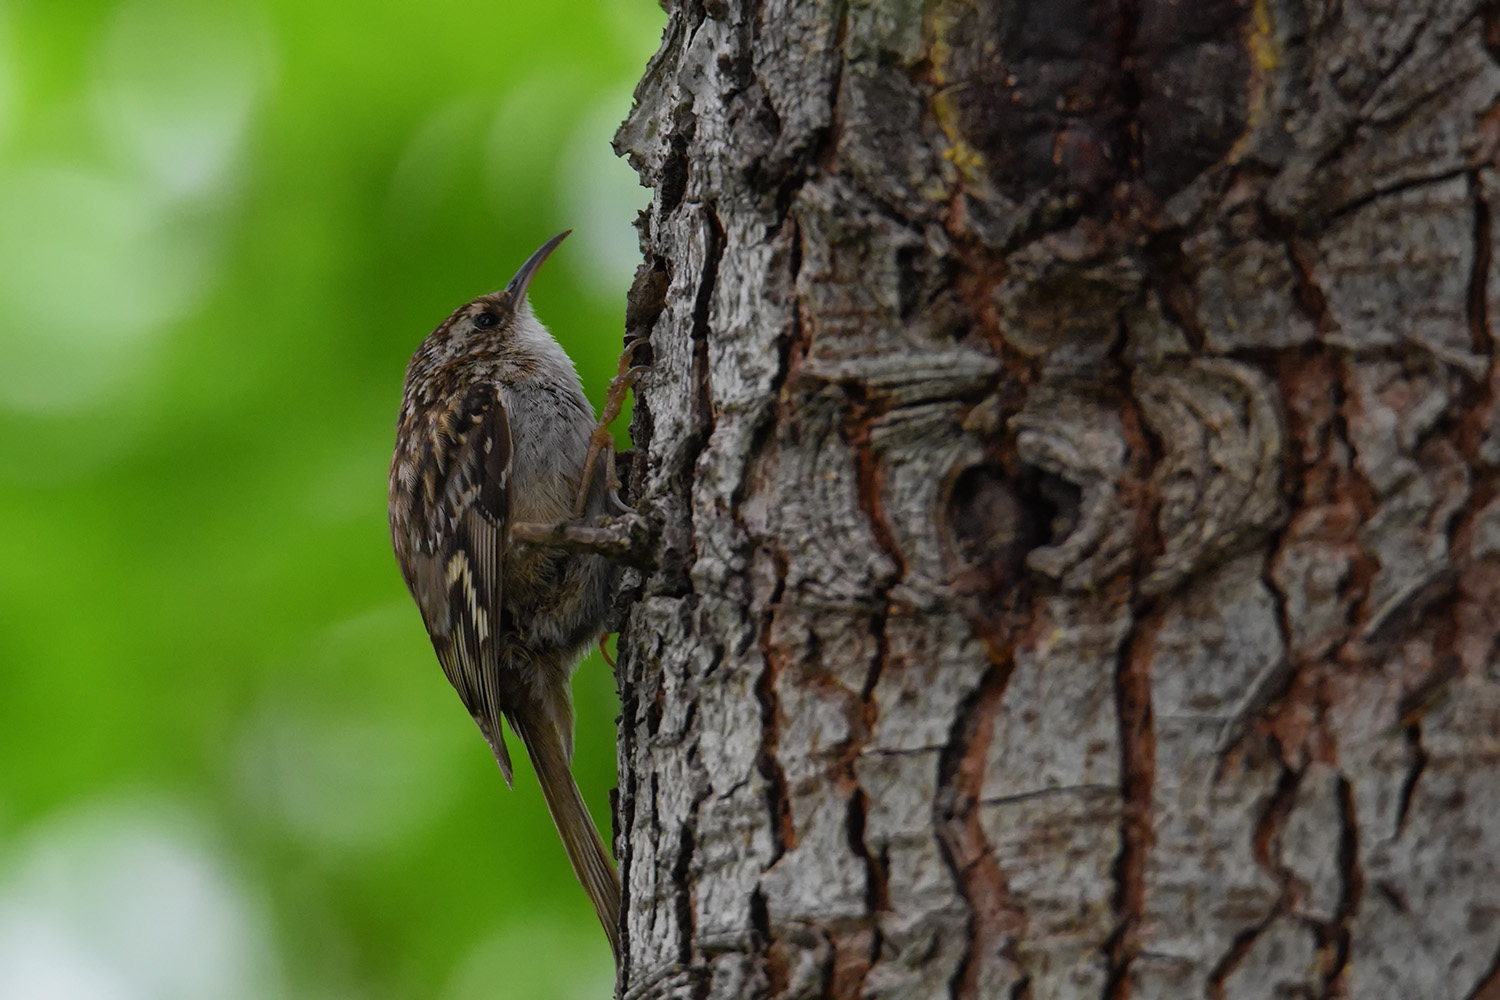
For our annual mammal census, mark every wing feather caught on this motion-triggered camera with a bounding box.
[401,383,514,783]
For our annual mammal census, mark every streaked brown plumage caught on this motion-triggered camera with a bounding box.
[388,231,621,957]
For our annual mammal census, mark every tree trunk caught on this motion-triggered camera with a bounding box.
[611,1,1500,998]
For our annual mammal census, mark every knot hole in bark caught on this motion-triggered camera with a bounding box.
[944,464,1078,598]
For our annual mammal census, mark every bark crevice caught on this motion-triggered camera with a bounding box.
[1103,608,1159,1000]
[935,657,1022,1000]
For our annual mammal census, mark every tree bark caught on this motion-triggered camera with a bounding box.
[611,2,1500,998]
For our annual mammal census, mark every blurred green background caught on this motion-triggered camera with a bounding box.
[0,1,662,997]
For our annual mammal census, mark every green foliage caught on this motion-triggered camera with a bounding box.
[0,1,661,996]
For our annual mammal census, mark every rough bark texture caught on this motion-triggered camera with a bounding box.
[612,2,1500,998]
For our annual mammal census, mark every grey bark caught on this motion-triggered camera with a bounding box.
[610,1,1500,998]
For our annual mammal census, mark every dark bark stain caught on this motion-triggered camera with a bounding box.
[928,0,1249,211]
[1141,233,1208,352]
[1134,1,1252,195]
[932,0,1124,204]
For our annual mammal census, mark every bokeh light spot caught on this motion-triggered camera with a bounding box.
[235,605,467,855]
[0,798,279,1000]
[0,11,16,151]
[484,70,591,219]
[559,93,648,303]
[385,97,491,238]
[93,0,274,197]
[442,920,614,1000]
[0,165,215,413]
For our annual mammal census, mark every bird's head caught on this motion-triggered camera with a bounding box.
[407,230,572,378]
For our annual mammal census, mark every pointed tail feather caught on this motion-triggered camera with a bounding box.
[508,704,621,960]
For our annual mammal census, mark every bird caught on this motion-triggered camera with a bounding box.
[387,231,621,958]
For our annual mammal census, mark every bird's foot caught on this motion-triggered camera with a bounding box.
[574,338,649,519]
[509,511,654,565]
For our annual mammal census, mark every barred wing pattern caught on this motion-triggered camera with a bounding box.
[395,382,516,784]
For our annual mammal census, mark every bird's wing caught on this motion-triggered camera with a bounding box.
[401,382,515,784]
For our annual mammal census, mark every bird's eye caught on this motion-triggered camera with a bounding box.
[472,310,498,330]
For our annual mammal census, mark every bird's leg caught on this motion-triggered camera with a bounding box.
[574,338,649,519]
[512,340,652,563]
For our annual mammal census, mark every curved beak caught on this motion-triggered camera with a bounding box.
[504,230,571,301]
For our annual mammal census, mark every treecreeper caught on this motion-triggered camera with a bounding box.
[387,231,623,958]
